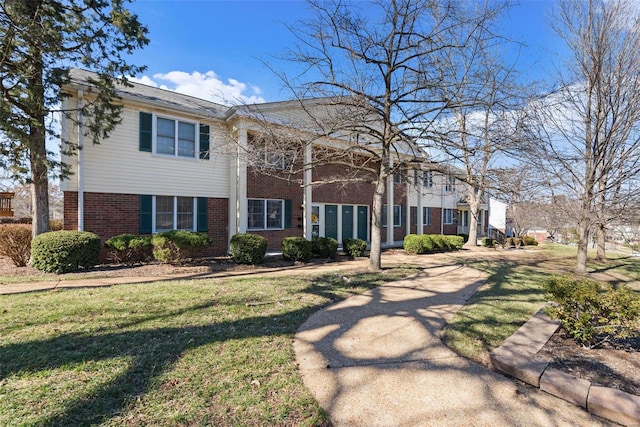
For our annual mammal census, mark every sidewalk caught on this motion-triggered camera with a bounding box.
[293,262,611,426]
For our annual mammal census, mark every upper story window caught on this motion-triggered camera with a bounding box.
[423,170,433,188]
[445,175,456,192]
[139,112,210,160]
[157,118,196,158]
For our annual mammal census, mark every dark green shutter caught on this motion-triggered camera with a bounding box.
[401,205,406,225]
[197,197,208,232]
[284,199,292,228]
[199,124,210,159]
[139,112,152,152]
[140,195,152,233]
[411,206,417,226]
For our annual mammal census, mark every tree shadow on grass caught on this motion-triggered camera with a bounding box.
[0,273,389,426]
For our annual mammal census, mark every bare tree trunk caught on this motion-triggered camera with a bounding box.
[464,185,481,247]
[596,224,607,262]
[368,170,386,272]
[576,219,590,273]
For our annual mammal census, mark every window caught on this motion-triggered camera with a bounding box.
[382,204,402,227]
[156,117,196,158]
[155,196,196,232]
[393,172,401,184]
[477,210,483,225]
[248,199,284,230]
[445,175,456,192]
[423,170,433,188]
[443,208,454,225]
[423,207,432,226]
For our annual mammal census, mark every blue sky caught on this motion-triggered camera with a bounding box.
[126,0,566,105]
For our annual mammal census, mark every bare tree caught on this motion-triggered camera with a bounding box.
[525,0,640,273]
[250,0,504,271]
[420,1,527,247]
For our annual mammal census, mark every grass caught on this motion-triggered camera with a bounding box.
[442,243,640,362]
[0,267,416,426]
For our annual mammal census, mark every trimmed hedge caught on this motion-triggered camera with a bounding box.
[403,234,463,254]
[0,224,32,267]
[152,230,212,263]
[105,234,153,264]
[230,233,267,264]
[282,237,312,262]
[312,237,338,258]
[343,238,367,257]
[31,230,100,273]
[544,276,640,348]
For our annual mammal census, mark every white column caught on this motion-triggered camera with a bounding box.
[76,90,84,231]
[417,171,424,235]
[303,142,313,240]
[237,126,248,234]
[405,180,411,237]
[386,159,394,245]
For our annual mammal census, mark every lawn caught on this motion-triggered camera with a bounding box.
[0,268,416,426]
[442,244,640,362]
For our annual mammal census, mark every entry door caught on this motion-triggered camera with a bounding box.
[325,205,338,240]
[357,206,368,241]
[342,205,354,241]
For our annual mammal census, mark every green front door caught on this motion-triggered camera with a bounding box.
[325,205,338,240]
[357,206,368,241]
[342,205,354,241]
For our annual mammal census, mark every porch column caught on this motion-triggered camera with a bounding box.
[303,142,313,240]
[417,173,424,235]
[405,179,411,237]
[76,90,84,231]
[229,125,248,244]
[386,158,394,245]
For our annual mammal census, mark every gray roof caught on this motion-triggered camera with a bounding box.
[68,68,230,121]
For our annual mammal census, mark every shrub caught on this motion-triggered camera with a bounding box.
[312,237,338,258]
[230,233,267,265]
[49,219,64,231]
[281,237,312,262]
[457,233,469,243]
[481,237,496,248]
[105,234,153,264]
[522,235,539,246]
[420,235,435,253]
[446,235,464,250]
[343,238,367,257]
[544,276,640,348]
[403,234,422,254]
[31,230,100,273]
[0,224,32,267]
[431,234,449,251]
[152,230,212,263]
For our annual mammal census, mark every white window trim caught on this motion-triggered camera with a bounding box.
[382,204,402,228]
[152,113,200,159]
[423,170,433,188]
[152,196,197,233]
[443,208,454,225]
[423,207,432,226]
[247,198,285,231]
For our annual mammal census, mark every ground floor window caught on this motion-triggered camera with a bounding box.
[423,207,432,226]
[382,204,402,227]
[155,196,196,232]
[443,208,454,225]
[248,198,284,230]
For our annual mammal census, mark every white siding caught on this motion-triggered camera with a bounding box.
[62,104,231,198]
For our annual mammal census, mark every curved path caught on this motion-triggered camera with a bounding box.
[294,260,610,426]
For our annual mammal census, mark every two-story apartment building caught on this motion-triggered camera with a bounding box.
[61,69,492,255]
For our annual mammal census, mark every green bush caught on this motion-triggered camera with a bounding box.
[31,230,100,273]
[230,233,267,265]
[152,230,212,263]
[281,237,312,262]
[105,234,153,264]
[0,224,32,267]
[522,235,539,246]
[544,276,640,348]
[312,237,338,258]
[446,235,464,250]
[481,237,496,248]
[343,238,367,257]
[431,234,449,251]
[403,234,422,254]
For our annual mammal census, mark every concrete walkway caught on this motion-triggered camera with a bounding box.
[294,261,611,426]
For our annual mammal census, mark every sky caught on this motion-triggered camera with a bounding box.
[125,0,568,106]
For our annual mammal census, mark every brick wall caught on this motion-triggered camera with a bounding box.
[63,191,229,258]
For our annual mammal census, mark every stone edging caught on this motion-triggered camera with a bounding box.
[490,310,640,427]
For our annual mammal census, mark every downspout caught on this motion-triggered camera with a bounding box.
[77,89,84,231]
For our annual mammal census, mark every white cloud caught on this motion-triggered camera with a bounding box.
[129,70,266,105]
